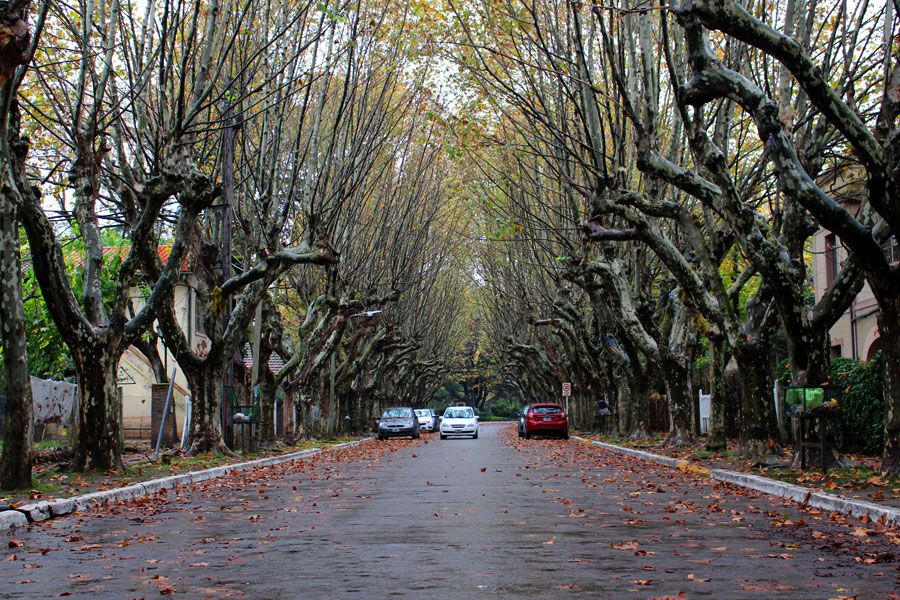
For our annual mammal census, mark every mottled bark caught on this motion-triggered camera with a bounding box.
[258,365,276,443]
[0,195,32,489]
[878,294,900,476]
[184,365,230,456]
[282,389,295,442]
[615,380,631,436]
[71,345,123,470]
[627,372,651,440]
[705,335,727,452]
[733,340,778,458]
[0,0,31,87]
[660,356,693,446]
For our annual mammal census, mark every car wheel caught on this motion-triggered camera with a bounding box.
[377,434,384,441]
[524,431,531,439]
[473,431,478,439]
[561,432,569,440]
[440,434,447,440]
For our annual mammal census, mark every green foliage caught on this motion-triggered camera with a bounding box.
[832,355,883,455]
[488,397,520,418]
[1,227,136,383]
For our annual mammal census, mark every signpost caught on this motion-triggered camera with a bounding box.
[562,382,571,414]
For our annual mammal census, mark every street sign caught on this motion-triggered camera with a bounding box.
[562,382,571,397]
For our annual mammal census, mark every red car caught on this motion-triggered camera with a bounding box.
[521,403,569,439]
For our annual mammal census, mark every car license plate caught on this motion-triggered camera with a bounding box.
[543,417,551,421]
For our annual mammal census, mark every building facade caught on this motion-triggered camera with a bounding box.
[811,230,897,362]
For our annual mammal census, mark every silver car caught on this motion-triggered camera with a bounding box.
[415,408,437,432]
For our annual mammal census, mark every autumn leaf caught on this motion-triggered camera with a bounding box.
[7,540,25,548]
[611,541,639,551]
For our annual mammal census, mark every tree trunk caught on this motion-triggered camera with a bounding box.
[258,366,276,444]
[71,345,123,471]
[705,336,728,452]
[616,380,631,436]
[0,196,33,489]
[878,295,900,476]
[282,389,296,442]
[733,341,778,458]
[185,365,234,456]
[787,328,831,387]
[660,357,693,445]
[628,373,651,439]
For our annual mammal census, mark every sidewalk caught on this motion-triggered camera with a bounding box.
[1,438,370,533]
[572,435,900,528]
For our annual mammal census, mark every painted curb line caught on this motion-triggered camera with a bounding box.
[571,436,900,528]
[1,438,372,535]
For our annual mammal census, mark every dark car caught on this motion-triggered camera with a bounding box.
[521,403,568,439]
[377,407,420,440]
[517,405,532,437]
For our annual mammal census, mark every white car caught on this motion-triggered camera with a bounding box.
[439,406,479,439]
[415,408,437,431]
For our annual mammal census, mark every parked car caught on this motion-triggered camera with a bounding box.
[521,403,568,439]
[439,406,479,439]
[517,405,532,438]
[377,407,420,440]
[415,408,438,432]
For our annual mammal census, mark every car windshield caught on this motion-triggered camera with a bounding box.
[383,408,412,418]
[444,408,474,419]
[414,409,430,417]
[532,405,562,415]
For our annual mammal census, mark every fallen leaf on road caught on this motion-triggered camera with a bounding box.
[8,540,24,548]
[611,541,639,551]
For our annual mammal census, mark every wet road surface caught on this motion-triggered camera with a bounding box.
[1,423,897,598]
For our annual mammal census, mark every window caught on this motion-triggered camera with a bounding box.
[383,408,412,418]
[884,235,899,265]
[443,408,474,419]
[830,344,842,359]
[194,291,205,335]
[532,405,563,415]
[824,233,839,287]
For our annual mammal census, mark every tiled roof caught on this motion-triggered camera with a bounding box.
[67,245,191,273]
[242,343,286,372]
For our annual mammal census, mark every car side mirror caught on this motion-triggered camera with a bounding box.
[475,416,479,421]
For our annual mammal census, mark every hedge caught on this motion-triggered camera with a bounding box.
[831,354,883,455]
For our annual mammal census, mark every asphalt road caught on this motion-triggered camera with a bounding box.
[1,423,897,599]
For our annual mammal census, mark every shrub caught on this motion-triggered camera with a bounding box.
[488,398,521,418]
[832,354,883,455]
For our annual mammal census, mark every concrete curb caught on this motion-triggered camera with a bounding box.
[572,436,900,528]
[1,438,371,535]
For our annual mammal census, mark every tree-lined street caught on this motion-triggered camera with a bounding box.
[2,425,896,598]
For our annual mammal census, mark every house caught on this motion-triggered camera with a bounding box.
[811,230,897,362]
[117,246,209,441]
